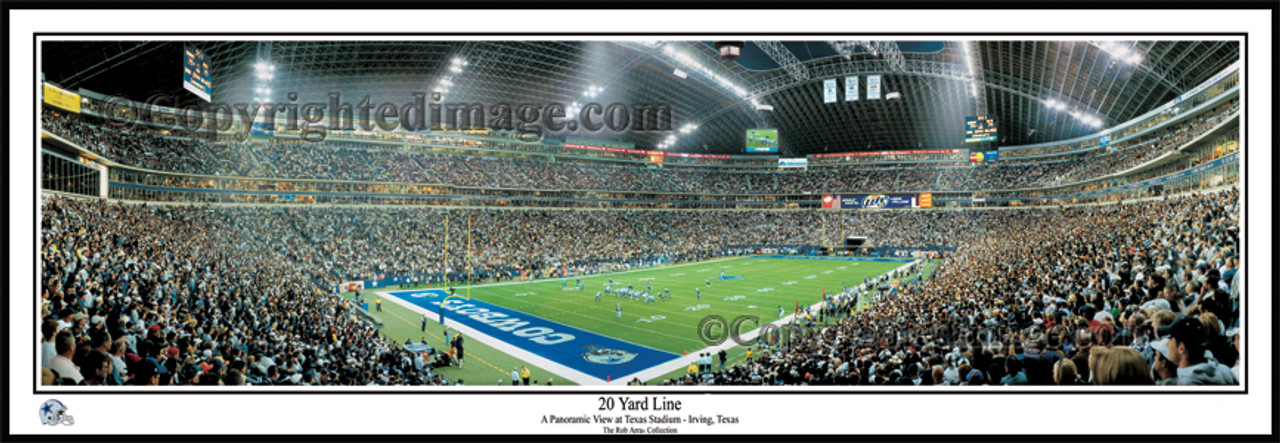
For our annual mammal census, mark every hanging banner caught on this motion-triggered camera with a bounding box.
[845,76,859,101]
[867,75,882,100]
[823,78,838,103]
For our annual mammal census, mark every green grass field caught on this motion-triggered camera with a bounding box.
[647,258,939,383]
[347,255,911,385]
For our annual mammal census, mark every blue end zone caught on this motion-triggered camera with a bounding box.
[386,289,680,381]
[757,255,916,263]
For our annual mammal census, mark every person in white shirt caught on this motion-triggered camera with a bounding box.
[41,319,60,369]
[110,337,129,383]
[47,330,83,384]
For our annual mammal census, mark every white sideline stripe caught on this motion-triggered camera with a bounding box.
[618,259,921,386]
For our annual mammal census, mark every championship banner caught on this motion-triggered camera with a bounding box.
[867,75,882,100]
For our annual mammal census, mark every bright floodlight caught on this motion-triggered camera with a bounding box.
[255,62,267,71]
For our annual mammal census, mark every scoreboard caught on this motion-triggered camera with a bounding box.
[183,43,212,102]
[964,115,998,143]
[746,129,779,153]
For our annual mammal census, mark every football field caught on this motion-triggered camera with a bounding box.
[366,255,912,385]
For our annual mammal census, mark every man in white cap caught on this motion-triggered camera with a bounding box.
[1149,338,1179,385]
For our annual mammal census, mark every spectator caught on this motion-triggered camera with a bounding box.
[47,330,82,384]
[1092,347,1154,385]
[1160,316,1238,385]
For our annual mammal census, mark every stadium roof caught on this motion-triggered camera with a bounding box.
[41,40,1239,156]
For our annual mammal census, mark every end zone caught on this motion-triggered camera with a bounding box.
[381,289,681,385]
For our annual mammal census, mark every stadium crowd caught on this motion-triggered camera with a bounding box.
[37,193,1050,387]
[665,188,1241,386]
[40,186,1241,387]
[42,100,1235,194]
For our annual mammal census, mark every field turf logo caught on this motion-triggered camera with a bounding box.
[862,194,890,208]
[582,345,638,365]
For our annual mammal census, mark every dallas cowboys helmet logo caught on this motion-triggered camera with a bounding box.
[39,399,74,426]
[582,345,637,365]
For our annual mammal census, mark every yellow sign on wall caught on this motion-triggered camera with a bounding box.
[42,84,81,113]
